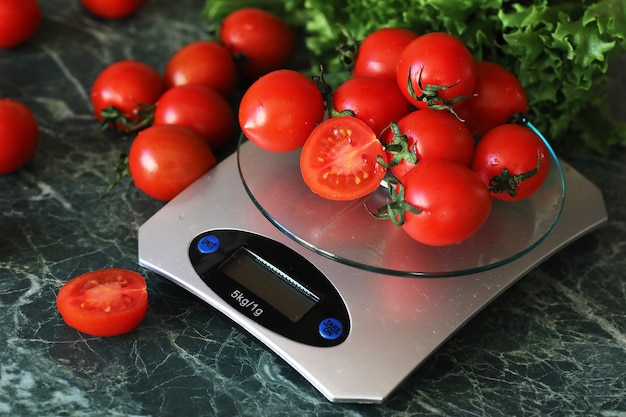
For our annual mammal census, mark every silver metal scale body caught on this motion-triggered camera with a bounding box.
[138,129,607,404]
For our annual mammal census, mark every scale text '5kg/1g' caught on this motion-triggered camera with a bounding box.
[231,289,264,317]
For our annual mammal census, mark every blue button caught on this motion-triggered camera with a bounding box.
[319,318,343,340]
[197,235,220,254]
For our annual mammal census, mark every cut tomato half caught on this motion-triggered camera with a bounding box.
[300,116,387,201]
[56,268,148,337]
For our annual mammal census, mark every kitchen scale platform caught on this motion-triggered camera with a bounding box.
[138,128,607,404]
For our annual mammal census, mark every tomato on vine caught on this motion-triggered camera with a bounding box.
[456,61,528,137]
[0,0,41,48]
[128,125,216,201]
[220,8,296,79]
[471,123,550,202]
[163,41,237,97]
[153,84,235,150]
[300,116,387,201]
[381,108,475,180]
[353,27,419,81]
[79,0,146,19]
[332,76,412,137]
[91,60,163,132]
[396,32,476,111]
[0,99,39,174]
[239,69,325,152]
[373,160,492,246]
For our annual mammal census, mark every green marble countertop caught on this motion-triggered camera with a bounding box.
[2,1,625,416]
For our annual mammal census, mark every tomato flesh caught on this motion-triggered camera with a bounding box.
[56,268,148,337]
[300,117,387,201]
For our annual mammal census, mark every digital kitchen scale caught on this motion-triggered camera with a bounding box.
[138,125,607,404]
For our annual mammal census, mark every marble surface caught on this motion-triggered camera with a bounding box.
[1,1,625,416]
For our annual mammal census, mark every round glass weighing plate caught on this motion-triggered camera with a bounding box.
[237,122,566,277]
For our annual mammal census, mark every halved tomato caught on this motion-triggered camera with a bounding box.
[300,116,387,201]
[56,268,148,337]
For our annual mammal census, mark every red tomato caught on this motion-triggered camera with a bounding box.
[332,76,412,137]
[91,60,163,131]
[129,125,217,201]
[300,116,387,201]
[163,41,237,97]
[220,8,296,79]
[396,32,475,110]
[0,99,39,174]
[471,124,550,202]
[79,0,146,19]
[399,160,492,246]
[0,0,41,48]
[56,268,148,337]
[381,108,475,180]
[456,61,528,137]
[239,69,325,152]
[353,27,419,81]
[153,84,235,150]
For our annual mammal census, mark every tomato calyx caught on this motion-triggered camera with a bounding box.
[406,65,473,116]
[488,151,542,198]
[104,153,130,195]
[98,103,154,133]
[367,177,421,226]
[312,68,355,119]
[379,122,417,168]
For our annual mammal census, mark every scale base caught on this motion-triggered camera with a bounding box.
[138,144,606,404]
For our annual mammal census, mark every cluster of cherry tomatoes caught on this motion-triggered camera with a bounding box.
[240,29,551,247]
[90,7,297,201]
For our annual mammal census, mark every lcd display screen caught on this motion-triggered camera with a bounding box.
[218,248,319,322]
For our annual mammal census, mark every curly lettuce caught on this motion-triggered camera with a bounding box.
[204,0,626,154]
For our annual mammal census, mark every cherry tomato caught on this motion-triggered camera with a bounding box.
[399,160,492,246]
[79,0,146,19]
[332,76,412,137]
[0,0,41,48]
[353,27,419,81]
[381,108,475,180]
[153,84,235,150]
[163,41,237,97]
[56,268,148,337]
[456,61,528,137]
[91,60,163,131]
[239,69,325,152]
[300,116,387,201]
[396,32,476,110]
[471,124,550,202]
[129,125,217,201]
[0,99,39,175]
[220,8,296,79]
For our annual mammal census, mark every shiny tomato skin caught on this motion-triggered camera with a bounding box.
[332,76,412,137]
[300,116,387,201]
[396,32,475,109]
[0,99,39,174]
[353,27,419,81]
[471,124,550,202]
[129,125,217,201]
[401,160,492,246]
[456,61,528,137]
[163,41,237,96]
[0,0,41,48]
[91,60,163,131]
[79,0,146,19]
[220,8,296,79]
[153,84,235,150]
[381,108,475,180]
[56,268,148,337]
[239,69,325,152]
